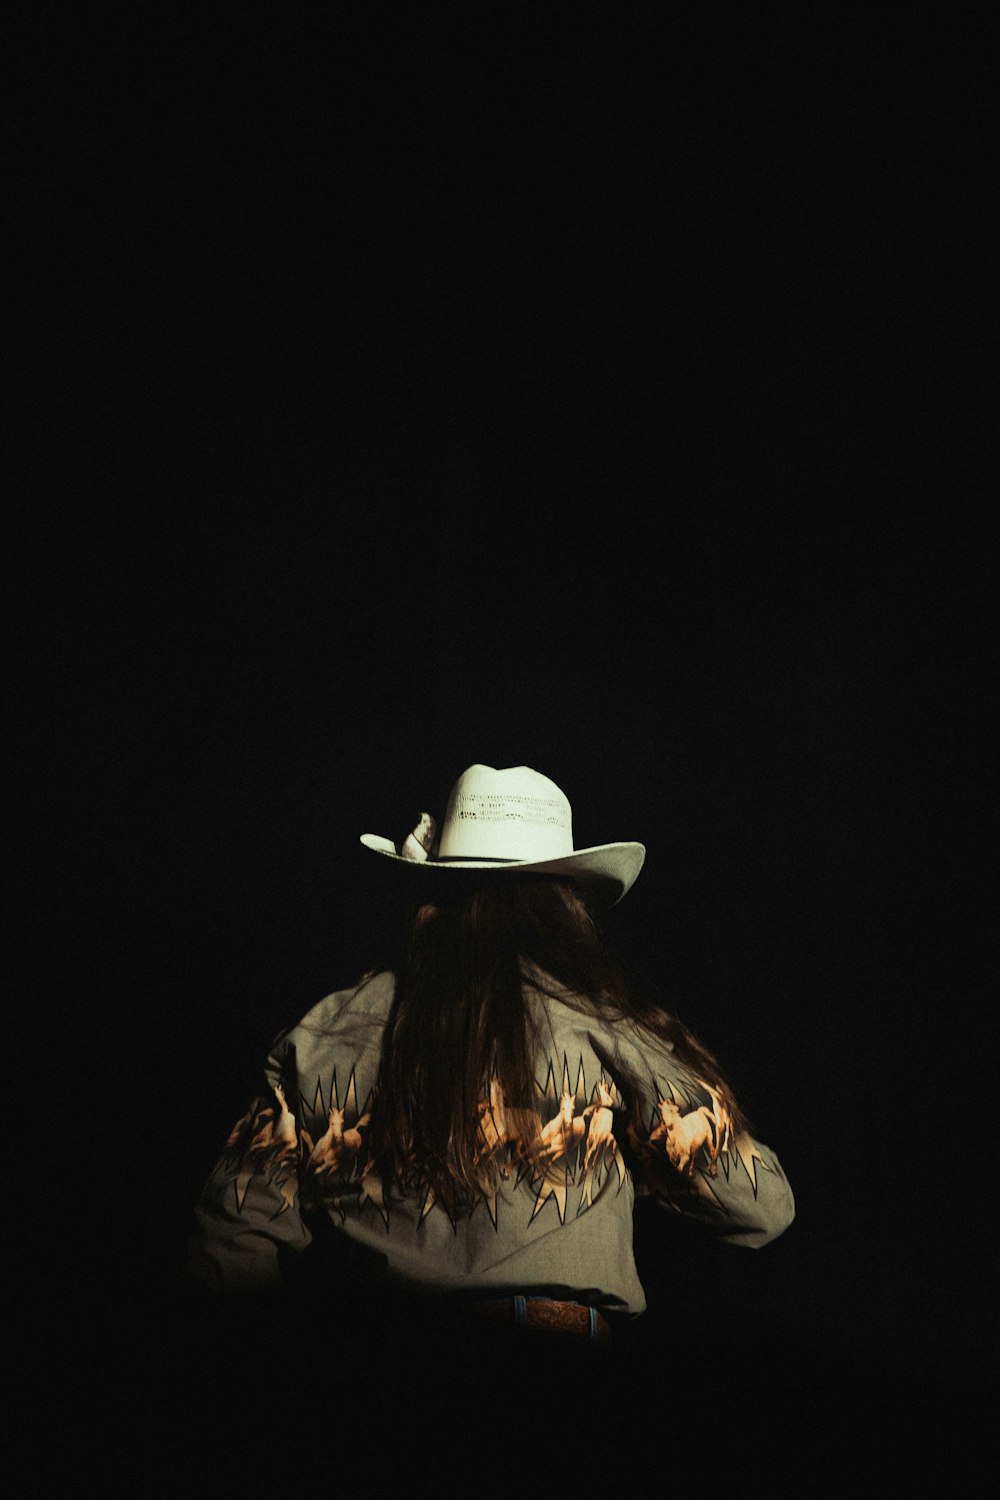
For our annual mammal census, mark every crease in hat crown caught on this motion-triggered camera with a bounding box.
[437,764,573,863]
[360,762,646,906]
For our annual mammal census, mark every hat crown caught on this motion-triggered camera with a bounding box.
[437,764,574,863]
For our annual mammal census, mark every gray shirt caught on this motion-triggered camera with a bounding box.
[189,970,794,1315]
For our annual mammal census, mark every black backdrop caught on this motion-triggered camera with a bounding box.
[20,6,990,1470]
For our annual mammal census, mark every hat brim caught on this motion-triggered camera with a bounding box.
[359,835,645,908]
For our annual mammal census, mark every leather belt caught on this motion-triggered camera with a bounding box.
[477,1295,612,1343]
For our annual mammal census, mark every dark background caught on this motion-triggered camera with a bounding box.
[18,6,991,1454]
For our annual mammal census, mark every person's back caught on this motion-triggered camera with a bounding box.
[187,765,794,1377]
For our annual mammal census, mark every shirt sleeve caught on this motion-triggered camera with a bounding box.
[186,1037,314,1294]
[612,1021,795,1248]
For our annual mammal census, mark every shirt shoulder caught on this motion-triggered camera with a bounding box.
[277,970,395,1076]
[289,969,394,1026]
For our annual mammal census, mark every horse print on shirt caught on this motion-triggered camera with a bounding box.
[215,1053,766,1230]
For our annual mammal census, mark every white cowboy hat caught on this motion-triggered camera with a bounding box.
[360,764,645,907]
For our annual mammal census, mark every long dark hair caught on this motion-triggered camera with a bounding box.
[366,874,748,1211]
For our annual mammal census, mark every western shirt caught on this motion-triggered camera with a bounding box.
[188,969,795,1314]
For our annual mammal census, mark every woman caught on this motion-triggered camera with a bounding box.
[187,763,794,1349]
